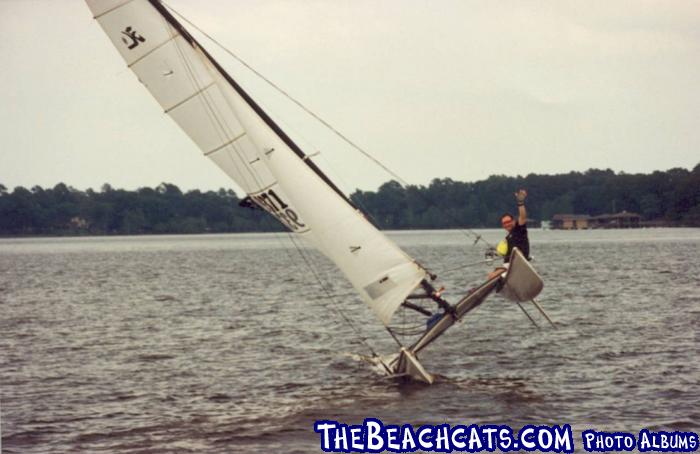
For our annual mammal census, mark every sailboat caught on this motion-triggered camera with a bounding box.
[85,0,545,384]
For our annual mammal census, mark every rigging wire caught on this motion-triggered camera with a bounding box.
[389,324,430,337]
[160,2,385,360]
[161,1,426,263]
[440,257,498,274]
[162,1,495,253]
[166,7,267,192]
[258,215,384,359]
[162,2,405,186]
[281,227,386,360]
[161,1,408,247]
[159,2,498,353]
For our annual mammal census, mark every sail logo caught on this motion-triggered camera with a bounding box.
[252,189,307,232]
[121,26,145,49]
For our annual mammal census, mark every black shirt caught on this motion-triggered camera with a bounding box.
[505,222,529,262]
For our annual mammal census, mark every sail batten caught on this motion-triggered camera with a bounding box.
[93,0,135,19]
[127,34,178,68]
[164,82,215,113]
[85,0,429,324]
[204,133,247,156]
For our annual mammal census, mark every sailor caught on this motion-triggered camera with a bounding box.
[488,189,530,280]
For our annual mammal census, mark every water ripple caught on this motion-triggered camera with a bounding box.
[1,229,699,452]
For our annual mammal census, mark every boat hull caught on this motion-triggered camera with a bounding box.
[394,348,434,384]
[388,248,544,384]
[498,248,544,302]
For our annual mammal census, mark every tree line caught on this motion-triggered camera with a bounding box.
[1,165,698,235]
[351,165,700,229]
[0,183,275,236]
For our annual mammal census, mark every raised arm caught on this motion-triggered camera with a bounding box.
[515,189,527,225]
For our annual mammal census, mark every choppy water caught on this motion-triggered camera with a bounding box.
[1,229,699,453]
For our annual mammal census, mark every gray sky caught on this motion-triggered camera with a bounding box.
[1,0,699,195]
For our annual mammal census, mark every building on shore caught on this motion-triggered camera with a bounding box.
[551,214,591,230]
[551,211,641,229]
[590,211,641,229]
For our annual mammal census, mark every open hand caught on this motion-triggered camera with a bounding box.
[515,189,527,203]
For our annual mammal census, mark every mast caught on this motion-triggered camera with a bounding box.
[147,0,359,211]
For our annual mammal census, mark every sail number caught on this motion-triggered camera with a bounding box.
[253,189,307,231]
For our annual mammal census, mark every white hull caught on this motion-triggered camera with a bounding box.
[498,248,544,302]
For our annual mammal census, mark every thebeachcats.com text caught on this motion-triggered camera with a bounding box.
[313,419,699,453]
[314,419,573,453]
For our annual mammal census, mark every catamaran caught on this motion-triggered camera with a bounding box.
[85,0,547,384]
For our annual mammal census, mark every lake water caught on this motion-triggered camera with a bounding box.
[1,229,699,453]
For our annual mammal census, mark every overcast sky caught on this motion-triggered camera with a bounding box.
[1,0,699,195]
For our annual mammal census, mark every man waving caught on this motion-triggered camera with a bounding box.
[489,189,530,279]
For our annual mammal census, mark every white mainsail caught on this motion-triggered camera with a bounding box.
[86,0,429,324]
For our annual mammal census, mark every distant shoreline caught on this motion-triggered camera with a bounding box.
[2,167,699,235]
[2,224,697,240]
